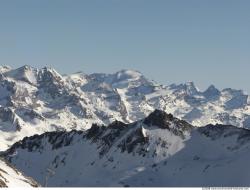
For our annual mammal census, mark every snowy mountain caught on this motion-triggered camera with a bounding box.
[3,110,250,187]
[0,65,250,151]
[0,158,39,187]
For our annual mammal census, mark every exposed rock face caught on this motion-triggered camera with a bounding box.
[118,127,149,155]
[144,109,193,138]
[144,109,174,129]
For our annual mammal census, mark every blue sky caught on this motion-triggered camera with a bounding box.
[0,0,249,92]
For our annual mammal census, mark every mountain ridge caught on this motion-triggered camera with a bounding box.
[0,65,249,152]
[3,109,250,187]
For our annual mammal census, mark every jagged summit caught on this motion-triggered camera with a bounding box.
[169,81,200,95]
[184,81,200,94]
[143,109,174,128]
[39,66,63,81]
[143,109,194,136]
[203,85,221,98]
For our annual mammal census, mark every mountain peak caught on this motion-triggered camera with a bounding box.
[184,81,199,94]
[169,82,199,95]
[19,65,33,70]
[203,85,221,98]
[143,109,174,129]
[114,69,143,81]
[4,65,38,85]
[41,66,61,75]
[39,67,63,82]
[0,65,12,73]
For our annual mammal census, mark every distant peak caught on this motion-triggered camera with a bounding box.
[185,81,195,86]
[170,81,199,95]
[203,85,221,98]
[16,65,38,73]
[184,81,199,95]
[206,85,219,92]
[207,84,216,89]
[40,67,62,78]
[20,65,33,70]
[0,66,12,75]
[3,65,38,84]
[0,65,11,69]
[222,88,246,96]
[115,69,143,80]
[116,69,142,74]
[184,81,198,89]
[42,66,55,72]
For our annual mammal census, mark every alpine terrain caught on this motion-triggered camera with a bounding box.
[2,110,250,187]
[0,65,249,151]
[0,65,250,187]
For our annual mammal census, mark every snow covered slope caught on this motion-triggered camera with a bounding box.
[0,65,250,151]
[0,158,39,187]
[3,110,250,187]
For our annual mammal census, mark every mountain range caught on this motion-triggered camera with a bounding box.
[0,65,250,186]
[2,110,250,187]
[0,65,249,150]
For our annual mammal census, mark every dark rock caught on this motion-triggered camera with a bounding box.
[143,109,173,129]
[0,179,7,187]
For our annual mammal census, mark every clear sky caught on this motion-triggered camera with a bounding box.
[0,0,249,92]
